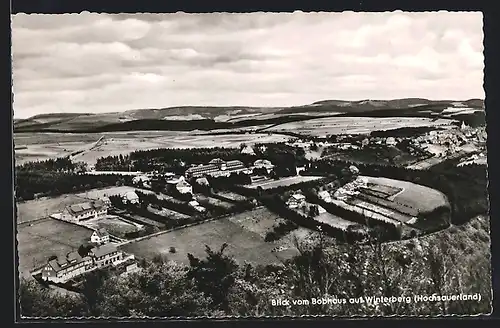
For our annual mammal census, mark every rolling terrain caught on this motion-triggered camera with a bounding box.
[14,98,485,133]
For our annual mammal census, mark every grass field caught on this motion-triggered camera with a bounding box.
[121,208,299,266]
[361,176,449,214]
[85,216,140,237]
[16,194,89,224]
[147,205,191,220]
[247,175,323,190]
[266,117,456,136]
[17,218,94,274]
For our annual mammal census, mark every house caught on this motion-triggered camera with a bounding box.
[286,193,306,209]
[386,137,397,146]
[253,159,275,173]
[241,145,256,155]
[101,196,111,206]
[90,228,110,245]
[188,200,206,212]
[132,175,150,186]
[63,200,107,221]
[195,177,210,186]
[318,190,332,203]
[176,180,193,194]
[89,244,123,268]
[41,251,94,284]
[122,191,139,204]
[349,165,360,175]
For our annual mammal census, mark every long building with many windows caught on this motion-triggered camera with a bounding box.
[41,244,125,284]
[184,158,250,178]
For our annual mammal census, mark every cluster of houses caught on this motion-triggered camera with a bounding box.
[41,243,136,284]
[333,175,369,201]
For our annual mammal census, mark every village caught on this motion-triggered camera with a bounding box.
[20,120,488,288]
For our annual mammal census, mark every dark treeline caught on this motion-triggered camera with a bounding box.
[16,157,75,172]
[370,126,446,138]
[16,171,131,201]
[15,114,339,134]
[19,214,491,317]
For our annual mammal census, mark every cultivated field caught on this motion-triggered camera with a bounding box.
[16,194,90,224]
[15,131,293,165]
[147,205,191,220]
[266,117,456,136]
[247,175,323,190]
[196,195,234,209]
[17,218,94,274]
[215,191,248,202]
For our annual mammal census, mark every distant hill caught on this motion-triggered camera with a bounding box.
[14,98,485,133]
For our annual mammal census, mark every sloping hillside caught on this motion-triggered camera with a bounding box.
[14,98,485,133]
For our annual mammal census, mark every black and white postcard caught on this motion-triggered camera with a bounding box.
[12,11,491,318]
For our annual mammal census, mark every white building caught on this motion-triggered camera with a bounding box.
[176,180,193,194]
[90,228,110,245]
[318,190,332,203]
[63,200,107,222]
[286,193,306,209]
[122,191,140,204]
[241,145,256,155]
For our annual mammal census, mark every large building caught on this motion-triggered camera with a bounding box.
[184,158,250,178]
[41,244,124,284]
[63,200,107,221]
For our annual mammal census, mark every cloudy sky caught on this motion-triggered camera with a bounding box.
[12,11,484,119]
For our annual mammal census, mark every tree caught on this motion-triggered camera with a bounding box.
[187,243,239,311]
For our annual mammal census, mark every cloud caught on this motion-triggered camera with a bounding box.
[11,11,484,118]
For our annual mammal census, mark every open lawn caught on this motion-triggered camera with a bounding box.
[121,216,286,266]
[74,185,149,200]
[226,207,284,239]
[17,218,94,274]
[247,175,323,190]
[147,205,191,220]
[266,117,456,136]
[361,176,450,214]
[16,194,89,224]
[85,216,140,237]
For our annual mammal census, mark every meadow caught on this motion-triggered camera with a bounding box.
[121,208,303,266]
[16,194,90,224]
[17,218,94,274]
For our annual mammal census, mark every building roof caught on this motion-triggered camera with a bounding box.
[101,196,110,202]
[196,177,210,185]
[291,194,306,200]
[123,191,139,200]
[48,251,87,273]
[90,243,118,258]
[209,158,225,165]
[67,200,106,215]
[94,228,109,237]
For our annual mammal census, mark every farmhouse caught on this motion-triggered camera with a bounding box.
[184,158,249,178]
[195,177,210,186]
[63,200,107,221]
[286,193,306,209]
[41,251,94,284]
[90,228,110,245]
[122,191,140,204]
